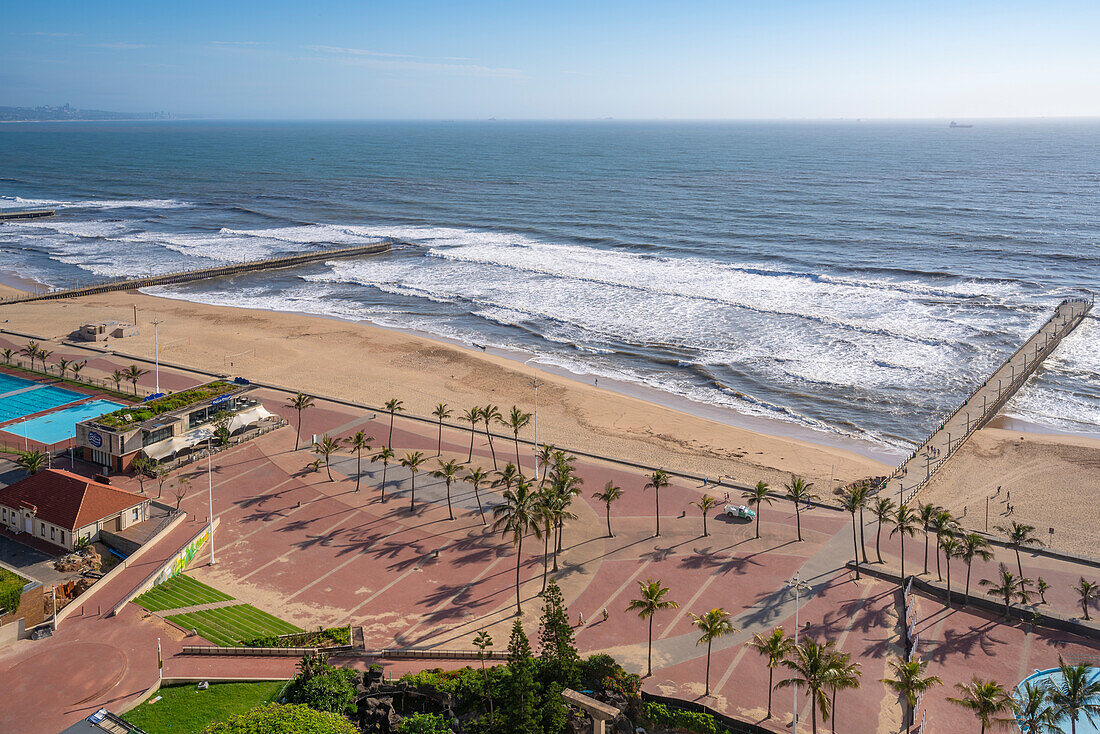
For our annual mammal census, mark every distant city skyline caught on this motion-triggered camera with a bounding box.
[3,0,1100,120]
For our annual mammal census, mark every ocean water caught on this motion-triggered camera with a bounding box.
[1,120,1097,450]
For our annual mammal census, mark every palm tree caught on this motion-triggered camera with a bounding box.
[480,404,503,469]
[399,451,426,511]
[996,521,1043,580]
[592,482,623,538]
[384,398,404,447]
[826,649,861,734]
[785,475,818,542]
[57,358,72,381]
[743,481,773,539]
[979,563,1031,620]
[37,348,53,373]
[371,446,395,500]
[839,486,865,580]
[123,364,148,395]
[505,406,532,468]
[870,496,896,564]
[432,458,462,520]
[18,342,39,370]
[889,504,920,582]
[344,431,373,492]
[958,533,994,603]
[1046,658,1100,734]
[534,488,555,593]
[546,456,581,569]
[748,628,794,719]
[312,434,341,481]
[461,407,480,463]
[692,495,721,537]
[465,466,490,524]
[917,502,939,576]
[15,450,48,475]
[492,477,539,615]
[536,443,556,487]
[109,369,125,392]
[1013,680,1057,734]
[70,360,86,381]
[689,608,737,696]
[285,392,315,451]
[940,535,962,607]
[929,509,958,581]
[881,657,942,734]
[776,636,836,734]
[948,677,1013,734]
[493,462,522,495]
[1,348,12,365]
[626,580,678,677]
[1073,578,1098,621]
[644,469,670,538]
[431,402,451,456]
[1036,577,1050,605]
[473,630,495,721]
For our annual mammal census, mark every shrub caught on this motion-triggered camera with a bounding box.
[641,702,728,734]
[244,626,350,648]
[201,702,357,733]
[581,654,641,699]
[286,655,358,717]
[397,712,453,733]
[0,568,27,614]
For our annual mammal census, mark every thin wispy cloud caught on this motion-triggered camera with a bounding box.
[93,42,151,50]
[210,40,266,47]
[306,45,416,59]
[304,45,522,78]
[33,31,78,37]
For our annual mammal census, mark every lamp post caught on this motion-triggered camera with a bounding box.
[207,438,215,565]
[788,573,811,730]
[151,318,163,395]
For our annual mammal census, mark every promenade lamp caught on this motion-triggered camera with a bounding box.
[151,318,163,395]
[523,357,542,477]
[207,437,216,565]
[787,573,812,730]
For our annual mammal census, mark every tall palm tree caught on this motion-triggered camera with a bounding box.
[881,658,942,734]
[57,358,72,381]
[689,608,737,696]
[110,369,125,392]
[492,477,539,615]
[996,521,1043,580]
[785,475,818,542]
[1013,680,1057,734]
[312,434,341,481]
[948,677,1013,734]
[384,398,404,447]
[626,579,678,677]
[1,348,13,365]
[917,502,939,576]
[37,348,53,373]
[1073,578,1098,621]
[978,563,1031,620]
[18,342,39,370]
[644,469,670,538]
[123,364,148,395]
[473,629,494,721]
[344,431,373,493]
[1046,658,1100,734]
[285,392,315,451]
[461,407,480,463]
[534,488,555,593]
[939,535,962,607]
[692,495,721,537]
[536,443,556,487]
[871,496,896,564]
[776,636,836,734]
[399,451,426,511]
[929,510,958,581]
[431,403,451,456]
[890,504,920,582]
[546,457,581,570]
[743,481,773,540]
[958,533,994,603]
[748,628,794,720]
[592,482,623,538]
[465,466,490,525]
[839,486,865,580]
[826,649,861,734]
[432,458,462,520]
[505,406,532,468]
[493,462,522,495]
[371,446,395,501]
[480,404,503,469]
[70,360,86,381]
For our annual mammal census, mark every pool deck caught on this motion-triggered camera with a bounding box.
[0,366,121,451]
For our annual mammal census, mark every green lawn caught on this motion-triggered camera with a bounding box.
[0,567,28,615]
[134,575,234,612]
[167,604,303,647]
[123,680,288,734]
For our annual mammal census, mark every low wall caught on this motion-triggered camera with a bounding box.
[640,692,771,734]
[111,517,220,616]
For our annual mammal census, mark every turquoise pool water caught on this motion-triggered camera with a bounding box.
[0,373,85,424]
[8,399,124,445]
[1016,667,1100,733]
[0,372,37,394]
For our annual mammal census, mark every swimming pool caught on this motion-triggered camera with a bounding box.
[0,373,85,424]
[1016,667,1100,733]
[6,399,125,445]
[0,371,39,394]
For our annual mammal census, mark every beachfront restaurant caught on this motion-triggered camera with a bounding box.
[74,380,275,472]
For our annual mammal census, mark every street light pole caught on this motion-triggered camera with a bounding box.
[207,439,215,565]
[151,318,163,395]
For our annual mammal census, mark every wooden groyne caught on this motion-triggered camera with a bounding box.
[0,240,396,305]
[880,297,1093,504]
[0,209,55,221]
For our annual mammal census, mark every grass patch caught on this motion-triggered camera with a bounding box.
[0,566,28,614]
[167,604,302,647]
[134,575,234,612]
[123,680,287,734]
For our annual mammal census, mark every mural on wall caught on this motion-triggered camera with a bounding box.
[151,528,210,588]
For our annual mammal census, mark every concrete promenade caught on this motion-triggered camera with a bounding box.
[880,298,1093,504]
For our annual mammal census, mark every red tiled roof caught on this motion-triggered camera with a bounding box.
[0,469,146,531]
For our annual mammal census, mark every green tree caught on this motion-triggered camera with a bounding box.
[776,636,837,734]
[644,469,670,538]
[371,446,395,501]
[881,658,942,734]
[1036,577,1050,605]
[929,509,958,581]
[15,449,48,475]
[123,364,149,395]
[626,579,678,677]
[689,608,736,695]
[285,392,315,451]
[748,627,794,720]
[461,407,480,463]
[978,563,1031,620]
[1046,658,1100,734]
[312,434,341,482]
[57,358,72,381]
[870,496,896,564]
[1073,578,1098,621]
[492,477,540,615]
[839,486,866,580]
[37,347,53,373]
[212,410,233,446]
[71,360,86,381]
[995,520,1043,581]
[17,342,39,370]
[431,402,451,456]
[826,649,862,734]
[506,405,532,468]
[286,653,358,717]
[0,348,12,365]
[201,703,357,734]
[743,480,773,540]
[917,502,940,576]
[592,481,623,538]
[691,495,721,537]
[480,404,503,469]
[397,713,452,733]
[399,451,427,511]
[958,533,994,603]
[432,458,462,520]
[110,369,125,392]
[889,503,920,582]
[465,466,490,525]
[948,677,1013,734]
[1012,680,1057,734]
[536,443,556,487]
[344,431,373,493]
[501,620,536,733]
[384,397,405,447]
[940,535,962,607]
[131,455,151,493]
[785,475,818,542]
[473,630,494,722]
[538,579,581,688]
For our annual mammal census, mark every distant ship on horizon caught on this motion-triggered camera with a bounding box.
[949,121,973,128]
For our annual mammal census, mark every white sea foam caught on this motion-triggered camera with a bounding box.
[0,195,192,210]
[8,219,131,239]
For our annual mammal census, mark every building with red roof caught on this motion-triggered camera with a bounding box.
[0,469,149,552]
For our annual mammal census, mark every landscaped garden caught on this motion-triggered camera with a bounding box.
[134,574,234,612]
[123,680,288,734]
[94,380,235,427]
[0,566,28,614]
[166,604,303,647]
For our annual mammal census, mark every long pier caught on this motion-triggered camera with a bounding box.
[881,297,1093,504]
[0,209,55,221]
[0,240,396,305]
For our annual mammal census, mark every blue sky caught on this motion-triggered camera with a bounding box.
[3,0,1099,119]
